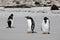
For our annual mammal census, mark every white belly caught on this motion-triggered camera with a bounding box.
[11,20,13,27]
[9,19,13,27]
[42,20,50,32]
[27,19,32,32]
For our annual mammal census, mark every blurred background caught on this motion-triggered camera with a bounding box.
[0,0,60,7]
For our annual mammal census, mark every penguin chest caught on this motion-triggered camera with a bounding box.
[43,23,49,29]
[27,19,32,31]
[11,19,13,26]
[27,19,32,27]
[42,20,50,32]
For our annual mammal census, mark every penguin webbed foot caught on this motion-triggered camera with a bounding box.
[6,27,11,28]
[32,31,37,33]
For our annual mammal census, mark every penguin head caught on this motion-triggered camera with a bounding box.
[44,17,48,21]
[25,16,31,19]
[10,14,14,17]
[44,17,48,23]
[8,14,14,20]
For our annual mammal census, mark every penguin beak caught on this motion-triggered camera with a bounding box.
[25,16,27,20]
[25,16,27,18]
[25,16,26,18]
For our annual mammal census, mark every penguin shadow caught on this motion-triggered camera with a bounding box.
[42,32,50,35]
[6,26,15,28]
[27,31,37,34]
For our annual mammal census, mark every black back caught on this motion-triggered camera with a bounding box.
[8,14,14,20]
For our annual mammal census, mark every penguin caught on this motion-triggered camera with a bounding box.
[25,16,35,33]
[7,14,14,28]
[41,17,50,34]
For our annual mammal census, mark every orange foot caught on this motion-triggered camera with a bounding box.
[42,32,50,34]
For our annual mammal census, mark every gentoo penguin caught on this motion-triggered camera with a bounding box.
[7,14,14,28]
[25,16,35,33]
[41,17,50,34]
